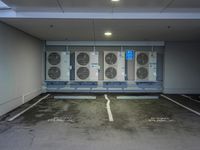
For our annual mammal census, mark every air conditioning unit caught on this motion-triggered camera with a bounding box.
[46,51,70,81]
[135,51,157,82]
[104,51,125,81]
[75,51,99,81]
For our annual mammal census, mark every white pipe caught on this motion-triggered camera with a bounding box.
[8,94,50,121]
[104,94,114,122]
[161,94,200,116]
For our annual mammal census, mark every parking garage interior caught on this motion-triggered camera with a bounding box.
[0,0,200,150]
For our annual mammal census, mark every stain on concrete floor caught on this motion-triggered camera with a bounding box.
[0,94,200,150]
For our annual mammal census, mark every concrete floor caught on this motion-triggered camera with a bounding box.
[0,94,200,150]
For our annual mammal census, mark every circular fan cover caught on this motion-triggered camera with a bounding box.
[105,67,117,79]
[77,67,90,80]
[137,67,148,80]
[105,53,117,65]
[77,53,90,66]
[48,67,61,80]
[137,53,149,65]
[48,53,61,65]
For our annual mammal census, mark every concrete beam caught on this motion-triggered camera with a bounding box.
[46,41,165,46]
[1,11,200,19]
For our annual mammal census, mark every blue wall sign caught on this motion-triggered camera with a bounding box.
[126,50,135,60]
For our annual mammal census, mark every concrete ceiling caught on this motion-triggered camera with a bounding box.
[1,0,200,41]
[2,0,200,12]
[2,19,200,41]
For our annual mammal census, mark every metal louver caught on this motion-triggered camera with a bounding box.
[48,52,61,65]
[105,67,117,79]
[77,52,90,66]
[48,67,61,80]
[104,51,125,81]
[135,51,157,82]
[46,51,70,81]
[75,51,99,81]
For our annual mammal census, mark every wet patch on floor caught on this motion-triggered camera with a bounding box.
[107,95,197,134]
[1,94,200,150]
[0,94,48,122]
[6,94,108,129]
[19,99,79,125]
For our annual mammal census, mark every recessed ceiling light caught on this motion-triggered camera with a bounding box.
[111,0,120,2]
[0,1,10,9]
[104,32,112,36]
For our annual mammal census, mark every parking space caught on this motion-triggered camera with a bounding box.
[0,94,200,150]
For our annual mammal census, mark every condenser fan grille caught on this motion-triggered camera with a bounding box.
[137,67,148,80]
[105,67,117,79]
[77,67,90,80]
[77,53,90,66]
[48,52,61,65]
[137,53,149,65]
[48,67,61,80]
[105,53,117,65]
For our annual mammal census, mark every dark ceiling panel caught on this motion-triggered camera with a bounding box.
[1,19,200,41]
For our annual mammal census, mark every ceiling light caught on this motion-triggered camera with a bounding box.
[104,32,112,36]
[0,1,10,9]
[111,0,120,2]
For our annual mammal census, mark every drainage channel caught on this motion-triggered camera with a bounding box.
[8,94,50,122]
[161,94,200,117]
[182,95,200,103]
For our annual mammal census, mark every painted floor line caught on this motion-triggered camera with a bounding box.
[54,96,96,100]
[117,96,159,100]
[182,95,200,103]
[104,94,114,122]
[161,94,200,116]
[8,94,50,122]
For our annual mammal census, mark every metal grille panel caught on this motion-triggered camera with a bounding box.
[136,67,148,80]
[77,52,90,66]
[137,53,149,65]
[77,67,90,80]
[105,53,117,65]
[48,67,61,80]
[48,52,61,65]
[105,67,117,79]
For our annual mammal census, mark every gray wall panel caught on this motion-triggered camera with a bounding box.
[164,42,200,94]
